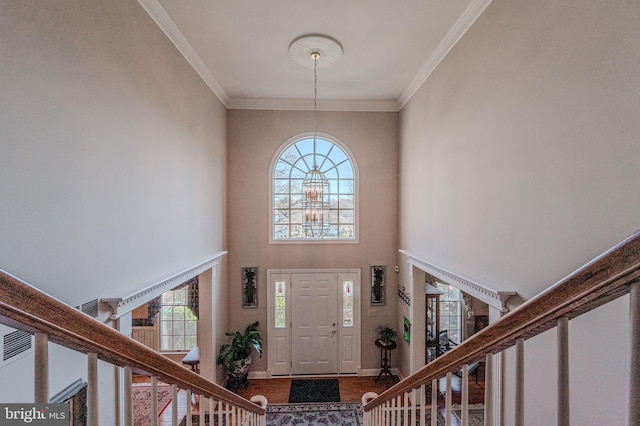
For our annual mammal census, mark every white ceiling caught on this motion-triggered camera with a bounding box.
[139,0,492,111]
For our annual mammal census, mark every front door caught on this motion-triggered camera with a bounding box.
[290,273,338,374]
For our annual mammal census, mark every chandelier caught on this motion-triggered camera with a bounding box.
[289,35,343,238]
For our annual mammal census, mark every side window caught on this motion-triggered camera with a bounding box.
[160,287,198,351]
[272,136,356,241]
[436,283,462,344]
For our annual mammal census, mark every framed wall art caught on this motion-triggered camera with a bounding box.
[242,266,258,308]
[371,265,386,305]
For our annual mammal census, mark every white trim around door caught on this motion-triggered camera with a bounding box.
[267,269,361,376]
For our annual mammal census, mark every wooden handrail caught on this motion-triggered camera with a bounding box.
[0,270,265,416]
[365,230,640,411]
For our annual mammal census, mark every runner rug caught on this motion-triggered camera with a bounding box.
[287,378,340,403]
[268,403,362,425]
[181,404,447,425]
[132,383,172,426]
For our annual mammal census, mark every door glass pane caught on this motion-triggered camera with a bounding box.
[343,281,353,327]
[275,281,286,328]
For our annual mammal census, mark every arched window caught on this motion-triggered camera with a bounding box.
[271,135,357,242]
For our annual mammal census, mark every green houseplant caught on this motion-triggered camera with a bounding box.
[216,321,262,390]
[376,325,398,346]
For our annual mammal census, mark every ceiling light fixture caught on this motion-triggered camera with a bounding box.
[289,35,343,238]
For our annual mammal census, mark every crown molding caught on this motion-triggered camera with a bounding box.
[137,0,229,106]
[139,0,492,112]
[400,249,516,312]
[102,251,227,319]
[397,0,494,108]
[227,98,400,112]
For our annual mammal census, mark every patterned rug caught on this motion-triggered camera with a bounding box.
[452,405,484,426]
[268,403,362,425]
[132,383,172,426]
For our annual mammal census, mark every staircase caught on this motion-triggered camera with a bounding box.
[1,231,639,425]
[362,231,640,425]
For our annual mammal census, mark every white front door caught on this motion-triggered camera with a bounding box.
[290,273,338,375]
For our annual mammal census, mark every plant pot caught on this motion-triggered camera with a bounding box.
[226,356,252,391]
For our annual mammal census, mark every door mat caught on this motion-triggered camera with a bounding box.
[288,378,341,403]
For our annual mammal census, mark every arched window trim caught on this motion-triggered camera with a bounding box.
[269,132,360,244]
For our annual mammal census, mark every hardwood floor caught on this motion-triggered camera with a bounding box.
[236,375,392,404]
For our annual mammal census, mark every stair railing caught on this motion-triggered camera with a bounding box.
[0,270,266,426]
[363,231,640,425]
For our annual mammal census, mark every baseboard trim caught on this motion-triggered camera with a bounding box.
[248,368,402,380]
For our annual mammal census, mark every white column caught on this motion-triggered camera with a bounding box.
[34,333,49,403]
[123,366,133,426]
[514,338,524,426]
[629,282,640,425]
[151,377,158,426]
[557,317,570,426]
[484,353,494,426]
[87,353,99,426]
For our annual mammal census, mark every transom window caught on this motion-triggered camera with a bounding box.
[271,136,356,241]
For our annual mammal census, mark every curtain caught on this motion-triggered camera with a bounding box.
[187,276,199,318]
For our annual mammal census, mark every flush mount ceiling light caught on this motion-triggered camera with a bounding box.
[289,35,343,238]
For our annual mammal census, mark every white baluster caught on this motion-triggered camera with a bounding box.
[171,384,178,426]
[420,383,426,426]
[630,281,640,425]
[34,332,49,403]
[411,388,417,426]
[404,392,409,426]
[431,378,438,426]
[186,389,192,426]
[484,353,494,426]
[515,339,525,426]
[151,377,158,426]
[199,396,206,426]
[557,317,569,426]
[209,398,215,426]
[445,372,452,426]
[461,364,469,426]
[87,353,98,426]
[123,366,133,426]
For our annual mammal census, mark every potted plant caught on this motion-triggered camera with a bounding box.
[376,325,398,346]
[216,321,262,390]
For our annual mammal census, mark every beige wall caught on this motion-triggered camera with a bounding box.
[399,0,639,424]
[227,109,399,373]
[0,0,227,419]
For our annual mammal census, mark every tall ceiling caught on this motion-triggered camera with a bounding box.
[140,0,492,111]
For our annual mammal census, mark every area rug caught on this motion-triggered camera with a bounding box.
[288,379,340,403]
[268,403,361,425]
[452,404,484,426]
[132,383,172,426]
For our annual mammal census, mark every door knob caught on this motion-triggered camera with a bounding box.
[332,323,336,327]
